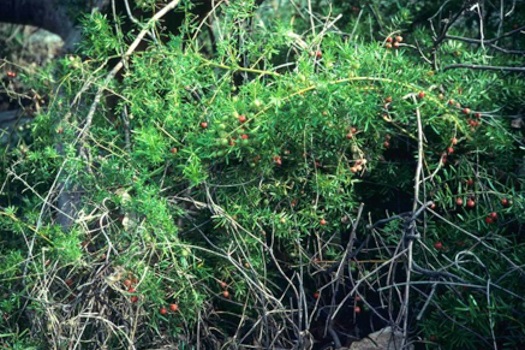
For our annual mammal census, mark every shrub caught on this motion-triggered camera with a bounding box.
[1,0,524,348]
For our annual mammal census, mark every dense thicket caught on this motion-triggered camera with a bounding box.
[1,1,524,349]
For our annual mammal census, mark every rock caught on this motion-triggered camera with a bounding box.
[347,327,411,350]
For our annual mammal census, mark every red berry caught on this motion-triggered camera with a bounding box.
[6,71,16,78]
[474,112,482,119]
[447,147,454,154]
[462,108,471,115]
[170,147,178,154]
[169,303,179,312]
[468,119,479,127]
[385,42,392,49]
[448,99,455,106]
[466,199,475,208]
[434,241,443,250]
[241,134,249,140]
[315,50,322,59]
[451,137,458,145]
[65,278,74,287]
[160,307,167,315]
[501,198,510,207]
[123,279,132,288]
[395,35,403,43]
[346,133,353,139]
[273,156,282,166]
[385,96,393,103]
[383,141,390,148]
[200,122,208,129]
[354,306,362,313]
[418,91,425,99]
[485,216,494,224]
[489,212,498,220]
[429,203,436,210]
[128,287,136,293]
[320,218,327,226]
[393,41,400,48]
[222,290,230,298]
[386,37,393,43]
[350,127,357,134]
[466,179,474,186]
[130,296,139,303]
[219,281,228,289]
[313,291,320,299]
[456,198,463,206]
[238,115,247,123]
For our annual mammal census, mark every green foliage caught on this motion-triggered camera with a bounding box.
[1,0,524,349]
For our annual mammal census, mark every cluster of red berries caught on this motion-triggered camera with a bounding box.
[350,158,366,173]
[456,197,476,208]
[485,212,498,224]
[346,126,358,140]
[124,278,140,303]
[220,280,230,298]
[383,133,391,149]
[159,303,179,315]
[385,35,403,49]
[353,294,362,314]
[447,99,482,129]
